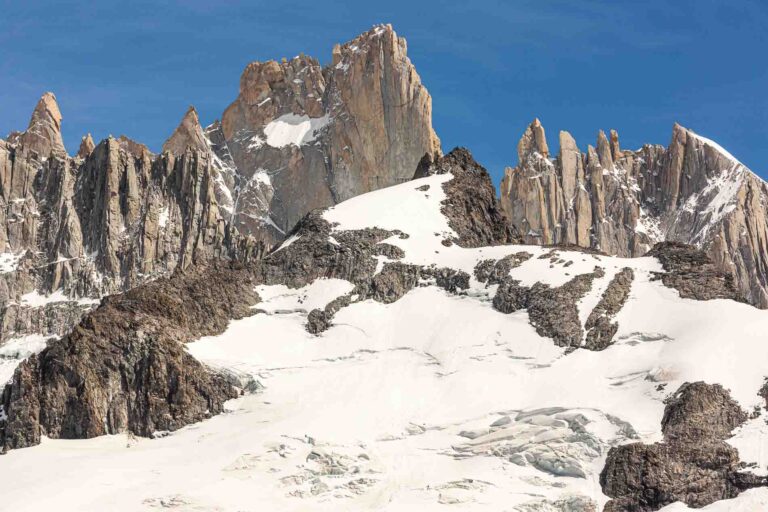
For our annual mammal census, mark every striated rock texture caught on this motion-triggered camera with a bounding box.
[165,24,441,248]
[0,263,258,449]
[0,93,264,346]
[500,120,768,307]
[6,93,67,158]
[600,382,766,511]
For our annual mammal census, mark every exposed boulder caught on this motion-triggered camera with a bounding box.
[661,382,747,441]
[600,382,765,511]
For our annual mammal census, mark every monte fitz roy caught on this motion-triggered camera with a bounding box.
[1,23,768,512]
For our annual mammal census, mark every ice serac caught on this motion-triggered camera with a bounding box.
[0,95,264,348]
[500,120,768,307]
[179,24,440,248]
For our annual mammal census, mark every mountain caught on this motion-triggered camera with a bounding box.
[0,24,440,349]
[1,149,767,511]
[500,120,768,307]
[0,93,255,355]
[166,23,440,247]
[2,23,768,512]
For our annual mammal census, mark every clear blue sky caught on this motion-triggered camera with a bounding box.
[2,0,766,184]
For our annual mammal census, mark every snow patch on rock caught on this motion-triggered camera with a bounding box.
[263,113,330,148]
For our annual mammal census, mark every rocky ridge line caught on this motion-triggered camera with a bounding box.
[1,263,258,449]
[500,119,768,308]
[0,102,264,346]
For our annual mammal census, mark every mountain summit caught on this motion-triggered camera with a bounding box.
[165,23,441,247]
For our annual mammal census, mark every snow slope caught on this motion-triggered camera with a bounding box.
[1,173,767,511]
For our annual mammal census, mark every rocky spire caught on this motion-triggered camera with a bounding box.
[609,129,621,160]
[162,106,209,155]
[596,130,613,168]
[18,92,67,157]
[517,118,549,161]
[212,23,441,244]
[557,130,593,247]
[76,133,95,159]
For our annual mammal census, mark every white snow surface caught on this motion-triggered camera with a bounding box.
[20,289,71,307]
[0,334,53,385]
[2,173,768,510]
[0,251,24,273]
[263,113,330,148]
[158,206,169,228]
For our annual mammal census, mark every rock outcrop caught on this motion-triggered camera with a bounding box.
[584,268,634,351]
[6,92,67,159]
[415,148,520,247]
[500,120,768,307]
[0,263,257,450]
[76,133,95,160]
[488,266,607,349]
[600,382,766,511]
[167,24,441,248]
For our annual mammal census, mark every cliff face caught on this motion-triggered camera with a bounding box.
[500,120,768,307]
[0,94,263,346]
[166,24,441,248]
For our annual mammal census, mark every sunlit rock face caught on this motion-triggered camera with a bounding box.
[500,119,768,307]
[171,24,441,249]
[0,24,441,345]
[0,94,261,347]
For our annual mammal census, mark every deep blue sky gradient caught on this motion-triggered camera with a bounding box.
[2,0,766,184]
